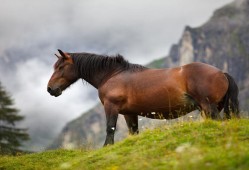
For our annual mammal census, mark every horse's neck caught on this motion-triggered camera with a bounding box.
[78,64,119,88]
[72,53,141,88]
[83,70,115,88]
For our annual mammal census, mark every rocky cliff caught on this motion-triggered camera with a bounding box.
[49,0,249,149]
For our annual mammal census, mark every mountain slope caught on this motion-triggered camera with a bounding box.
[1,119,249,170]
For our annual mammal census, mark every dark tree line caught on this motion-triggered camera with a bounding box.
[0,82,29,155]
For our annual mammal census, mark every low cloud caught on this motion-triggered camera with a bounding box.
[0,0,234,63]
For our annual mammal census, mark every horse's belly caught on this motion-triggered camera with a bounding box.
[136,105,196,119]
[122,94,196,119]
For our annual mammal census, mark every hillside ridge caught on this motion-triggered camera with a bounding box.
[1,119,249,170]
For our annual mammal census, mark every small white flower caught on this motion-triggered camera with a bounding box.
[175,143,191,153]
[60,162,71,169]
[111,127,115,131]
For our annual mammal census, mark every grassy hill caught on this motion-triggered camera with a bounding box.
[1,119,249,170]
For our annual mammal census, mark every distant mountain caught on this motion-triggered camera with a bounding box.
[48,0,249,150]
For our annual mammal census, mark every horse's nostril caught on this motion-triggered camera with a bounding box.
[47,87,52,93]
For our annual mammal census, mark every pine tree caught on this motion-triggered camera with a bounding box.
[0,82,29,155]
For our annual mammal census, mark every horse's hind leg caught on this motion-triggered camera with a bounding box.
[200,100,221,120]
[210,104,221,120]
[218,101,232,119]
[124,114,139,135]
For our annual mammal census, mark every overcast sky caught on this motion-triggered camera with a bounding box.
[0,0,233,151]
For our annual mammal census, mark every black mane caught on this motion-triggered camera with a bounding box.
[70,53,147,80]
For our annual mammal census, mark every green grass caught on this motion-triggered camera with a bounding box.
[146,57,165,68]
[1,119,249,170]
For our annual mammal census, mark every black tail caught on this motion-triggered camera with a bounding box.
[223,73,240,119]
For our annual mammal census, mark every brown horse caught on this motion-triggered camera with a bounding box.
[47,49,239,146]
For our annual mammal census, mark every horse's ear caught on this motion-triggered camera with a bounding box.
[55,54,60,58]
[58,49,68,60]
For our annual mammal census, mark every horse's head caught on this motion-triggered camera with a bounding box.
[47,49,78,97]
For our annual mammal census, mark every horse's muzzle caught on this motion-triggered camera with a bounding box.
[47,86,62,97]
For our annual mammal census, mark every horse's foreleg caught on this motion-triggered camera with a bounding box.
[124,114,139,135]
[103,103,118,146]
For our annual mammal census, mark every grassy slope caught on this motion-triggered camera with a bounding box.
[1,119,249,170]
